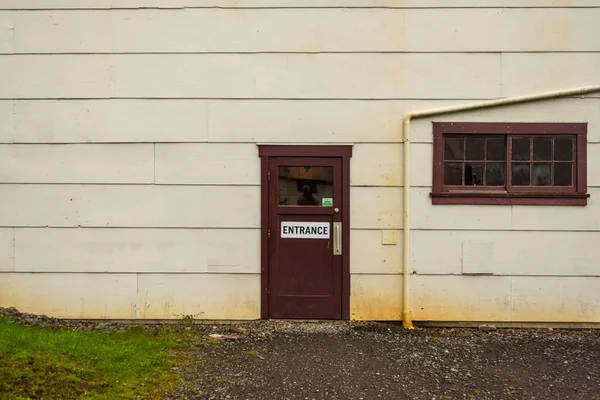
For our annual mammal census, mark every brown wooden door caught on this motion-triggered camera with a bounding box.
[268,157,343,319]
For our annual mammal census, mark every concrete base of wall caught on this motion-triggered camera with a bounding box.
[38,318,600,329]
[414,321,600,329]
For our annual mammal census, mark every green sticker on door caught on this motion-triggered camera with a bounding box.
[321,198,333,206]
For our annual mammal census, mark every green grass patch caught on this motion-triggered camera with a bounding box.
[0,318,181,399]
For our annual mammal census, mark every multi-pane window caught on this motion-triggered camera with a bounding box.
[432,123,588,205]
[443,136,506,187]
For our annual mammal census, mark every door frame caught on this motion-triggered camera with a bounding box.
[258,145,352,320]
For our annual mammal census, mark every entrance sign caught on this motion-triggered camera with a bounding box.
[281,222,330,239]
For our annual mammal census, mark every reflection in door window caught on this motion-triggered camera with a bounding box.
[278,166,334,206]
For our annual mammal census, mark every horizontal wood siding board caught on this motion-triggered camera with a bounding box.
[3,8,600,53]
[0,144,154,184]
[350,274,402,321]
[1,0,600,9]
[412,275,600,322]
[501,53,600,97]
[155,143,260,185]
[0,184,260,228]
[0,53,598,99]
[0,54,500,99]
[3,98,599,144]
[137,273,260,319]
[109,54,502,100]
[0,228,14,272]
[350,186,402,229]
[0,273,139,319]
[350,229,402,274]
[0,272,261,320]
[13,228,260,273]
[413,229,600,276]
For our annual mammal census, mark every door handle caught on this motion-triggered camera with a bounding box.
[333,222,342,255]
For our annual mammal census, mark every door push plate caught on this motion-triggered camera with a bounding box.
[333,222,342,255]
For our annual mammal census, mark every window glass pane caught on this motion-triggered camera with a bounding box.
[465,162,484,186]
[444,163,463,185]
[512,137,531,161]
[444,137,464,160]
[486,137,506,161]
[278,166,333,206]
[533,137,552,161]
[465,137,485,160]
[511,163,531,186]
[554,137,574,161]
[554,163,573,186]
[532,163,552,186]
[485,163,506,186]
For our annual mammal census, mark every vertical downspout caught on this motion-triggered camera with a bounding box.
[400,84,600,329]
[402,116,413,329]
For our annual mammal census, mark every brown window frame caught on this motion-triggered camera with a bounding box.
[432,122,589,206]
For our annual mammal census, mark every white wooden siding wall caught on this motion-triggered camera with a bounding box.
[0,1,599,321]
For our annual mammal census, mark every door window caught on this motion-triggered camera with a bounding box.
[277,166,334,206]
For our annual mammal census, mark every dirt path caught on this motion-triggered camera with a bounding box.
[167,321,600,400]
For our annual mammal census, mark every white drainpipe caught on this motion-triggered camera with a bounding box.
[401,84,600,329]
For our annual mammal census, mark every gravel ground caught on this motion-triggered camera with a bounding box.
[167,320,600,400]
[3,308,600,400]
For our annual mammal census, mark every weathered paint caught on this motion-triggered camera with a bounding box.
[350,274,402,321]
[0,185,261,228]
[350,230,402,274]
[0,228,14,272]
[413,230,600,276]
[108,54,502,99]
[350,187,402,230]
[412,275,600,323]
[0,273,138,319]
[0,4,599,323]
[0,12,12,54]
[13,228,260,274]
[0,144,154,184]
[5,9,597,53]
[137,274,260,320]
[351,144,402,187]
[4,98,599,144]
[1,1,599,10]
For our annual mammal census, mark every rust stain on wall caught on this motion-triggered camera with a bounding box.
[534,18,573,52]
[387,10,404,49]
[350,288,402,321]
